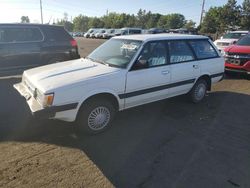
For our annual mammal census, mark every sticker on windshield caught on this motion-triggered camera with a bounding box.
[121,43,138,50]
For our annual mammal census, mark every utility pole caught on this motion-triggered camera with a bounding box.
[40,0,43,24]
[199,0,205,25]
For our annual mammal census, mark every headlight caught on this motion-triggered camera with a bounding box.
[36,90,54,108]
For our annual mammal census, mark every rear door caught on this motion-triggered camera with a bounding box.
[0,26,43,76]
[124,41,171,108]
[167,40,200,97]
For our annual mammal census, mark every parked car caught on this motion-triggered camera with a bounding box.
[120,27,142,35]
[0,23,80,76]
[95,29,106,38]
[102,29,121,39]
[84,28,97,38]
[214,31,249,52]
[73,32,85,37]
[224,34,250,75]
[102,29,114,39]
[89,29,101,38]
[14,34,224,134]
[147,28,166,34]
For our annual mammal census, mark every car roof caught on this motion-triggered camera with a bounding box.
[114,34,208,42]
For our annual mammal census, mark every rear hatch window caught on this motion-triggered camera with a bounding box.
[42,26,72,42]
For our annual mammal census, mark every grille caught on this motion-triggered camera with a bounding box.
[225,53,250,66]
[23,78,36,97]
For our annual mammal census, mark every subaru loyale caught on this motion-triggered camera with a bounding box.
[14,34,224,134]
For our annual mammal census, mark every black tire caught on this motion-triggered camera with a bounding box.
[76,98,116,134]
[189,79,208,103]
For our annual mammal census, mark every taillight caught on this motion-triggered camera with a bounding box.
[70,39,78,47]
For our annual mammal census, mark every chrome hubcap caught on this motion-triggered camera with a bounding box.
[195,83,206,100]
[88,106,110,130]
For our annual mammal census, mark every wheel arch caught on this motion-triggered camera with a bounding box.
[77,92,120,115]
[196,74,212,91]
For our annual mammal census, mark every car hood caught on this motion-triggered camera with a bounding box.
[224,45,250,54]
[23,58,121,93]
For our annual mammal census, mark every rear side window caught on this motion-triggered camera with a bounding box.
[0,27,43,43]
[168,41,195,63]
[42,26,71,41]
[189,40,218,59]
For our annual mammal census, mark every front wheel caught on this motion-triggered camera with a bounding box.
[189,79,208,103]
[76,98,116,134]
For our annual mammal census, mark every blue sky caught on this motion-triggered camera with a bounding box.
[0,0,244,25]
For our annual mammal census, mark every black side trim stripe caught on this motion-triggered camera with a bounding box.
[33,103,78,118]
[211,72,224,78]
[49,103,78,113]
[119,79,195,99]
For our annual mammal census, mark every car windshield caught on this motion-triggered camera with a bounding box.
[236,34,250,46]
[223,32,247,39]
[87,38,142,68]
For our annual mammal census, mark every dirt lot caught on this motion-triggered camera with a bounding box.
[0,38,250,188]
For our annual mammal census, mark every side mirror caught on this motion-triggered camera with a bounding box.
[132,56,148,70]
[232,41,237,45]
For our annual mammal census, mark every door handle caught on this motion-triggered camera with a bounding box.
[193,65,199,69]
[161,70,170,75]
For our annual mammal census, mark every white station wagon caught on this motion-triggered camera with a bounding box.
[14,34,224,134]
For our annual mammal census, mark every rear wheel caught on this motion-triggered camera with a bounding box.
[189,79,208,103]
[76,98,116,134]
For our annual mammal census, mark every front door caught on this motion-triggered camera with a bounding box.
[123,41,171,108]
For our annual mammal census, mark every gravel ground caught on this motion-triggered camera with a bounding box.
[0,38,249,188]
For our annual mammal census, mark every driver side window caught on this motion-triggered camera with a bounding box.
[133,41,167,70]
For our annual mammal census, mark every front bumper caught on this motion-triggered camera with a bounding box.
[225,62,250,74]
[13,82,78,119]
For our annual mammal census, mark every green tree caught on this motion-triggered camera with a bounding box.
[241,0,250,29]
[200,6,227,34]
[167,13,185,29]
[146,13,162,28]
[184,20,196,30]
[73,15,89,31]
[136,9,148,28]
[56,19,73,32]
[20,16,30,23]
[157,14,185,29]
[222,0,241,29]
[88,17,104,28]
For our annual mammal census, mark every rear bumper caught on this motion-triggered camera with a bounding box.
[14,82,78,119]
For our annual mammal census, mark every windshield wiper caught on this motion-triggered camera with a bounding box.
[85,56,95,62]
[94,59,110,67]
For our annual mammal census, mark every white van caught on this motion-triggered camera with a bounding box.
[14,34,224,134]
